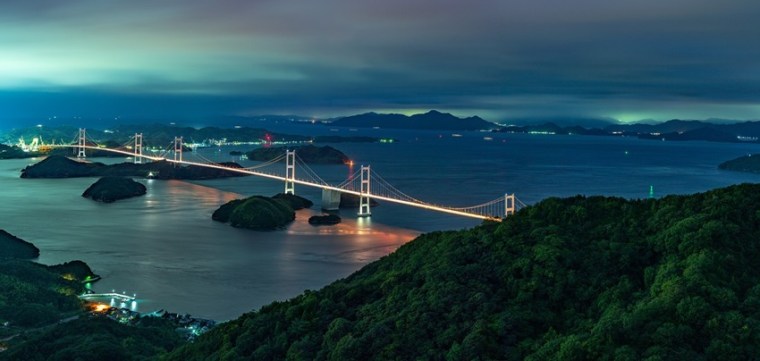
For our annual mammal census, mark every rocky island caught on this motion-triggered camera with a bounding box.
[308,214,341,226]
[246,145,350,164]
[272,193,314,210]
[212,195,298,230]
[20,155,246,180]
[718,153,760,173]
[0,230,40,259]
[82,177,147,203]
[0,144,38,159]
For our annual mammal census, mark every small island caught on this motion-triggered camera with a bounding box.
[0,230,40,259]
[308,214,341,226]
[0,144,39,159]
[246,145,350,164]
[718,154,760,173]
[272,193,314,210]
[21,155,246,180]
[82,177,147,203]
[212,195,297,230]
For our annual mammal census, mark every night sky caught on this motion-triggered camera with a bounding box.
[1,0,759,124]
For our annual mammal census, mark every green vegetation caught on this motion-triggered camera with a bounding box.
[272,193,314,210]
[49,260,99,281]
[0,144,36,159]
[20,155,245,180]
[246,145,350,164]
[0,230,40,259]
[167,184,760,360]
[0,261,84,328]
[213,196,296,230]
[719,153,760,173]
[308,214,342,226]
[82,177,147,203]
[1,316,182,361]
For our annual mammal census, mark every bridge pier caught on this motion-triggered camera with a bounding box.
[77,128,86,158]
[134,133,143,164]
[285,150,295,195]
[358,165,371,217]
[174,137,183,165]
[321,189,341,211]
[505,193,516,217]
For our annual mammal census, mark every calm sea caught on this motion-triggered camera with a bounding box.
[1,127,758,320]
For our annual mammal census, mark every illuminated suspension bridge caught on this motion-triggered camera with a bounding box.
[52,129,526,220]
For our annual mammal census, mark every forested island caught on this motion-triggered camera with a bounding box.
[212,194,313,230]
[20,155,246,180]
[82,177,147,203]
[0,229,40,259]
[718,153,760,173]
[0,144,37,159]
[246,145,350,164]
[308,214,342,226]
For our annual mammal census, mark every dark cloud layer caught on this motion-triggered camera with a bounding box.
[0,0,758,123]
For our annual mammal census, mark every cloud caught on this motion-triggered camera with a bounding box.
[0,0,758,121]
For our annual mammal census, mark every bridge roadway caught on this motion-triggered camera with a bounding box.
[79,292,136,302]
[52,145,502,220]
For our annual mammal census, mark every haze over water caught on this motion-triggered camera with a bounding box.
[2,127,759,320]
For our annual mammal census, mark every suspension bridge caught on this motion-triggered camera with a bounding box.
[51,129,526,220]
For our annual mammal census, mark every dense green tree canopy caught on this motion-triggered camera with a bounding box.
[166,184,760,360]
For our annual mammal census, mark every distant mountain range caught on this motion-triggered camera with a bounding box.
[326,110,496,130]
[495,119,760,143]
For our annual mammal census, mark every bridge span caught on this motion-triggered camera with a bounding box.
[50,129,526,220]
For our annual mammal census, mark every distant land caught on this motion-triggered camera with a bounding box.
[21,155,246,180]
[5,114,760,147]
[718,154,760,174]
[246,145,350,164]
[0,123,385,156]
[327,110,496,130]
[495,119,760,143]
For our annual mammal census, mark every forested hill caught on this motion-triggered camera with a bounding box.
[166,184,760,360]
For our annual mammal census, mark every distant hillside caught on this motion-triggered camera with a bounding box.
[21,155,246,180]
[496,119,760,143]
[329,110,496,130]
[719,153,760,173]
[166,184,760,360]
[0,124,309,149]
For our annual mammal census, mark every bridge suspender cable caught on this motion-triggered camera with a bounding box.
[50,131,525,220]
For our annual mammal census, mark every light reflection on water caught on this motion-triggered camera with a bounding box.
[0,158,419,320]
[3,132,760,320]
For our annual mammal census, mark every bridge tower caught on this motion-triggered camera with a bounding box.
[505,193,516,217]
[173,137,183,164]
[77,128,86,158]
[134,133,143,164]
[358,165,371,217]
[285,150,295,194]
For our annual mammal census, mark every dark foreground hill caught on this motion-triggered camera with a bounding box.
[165,184,760,360]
